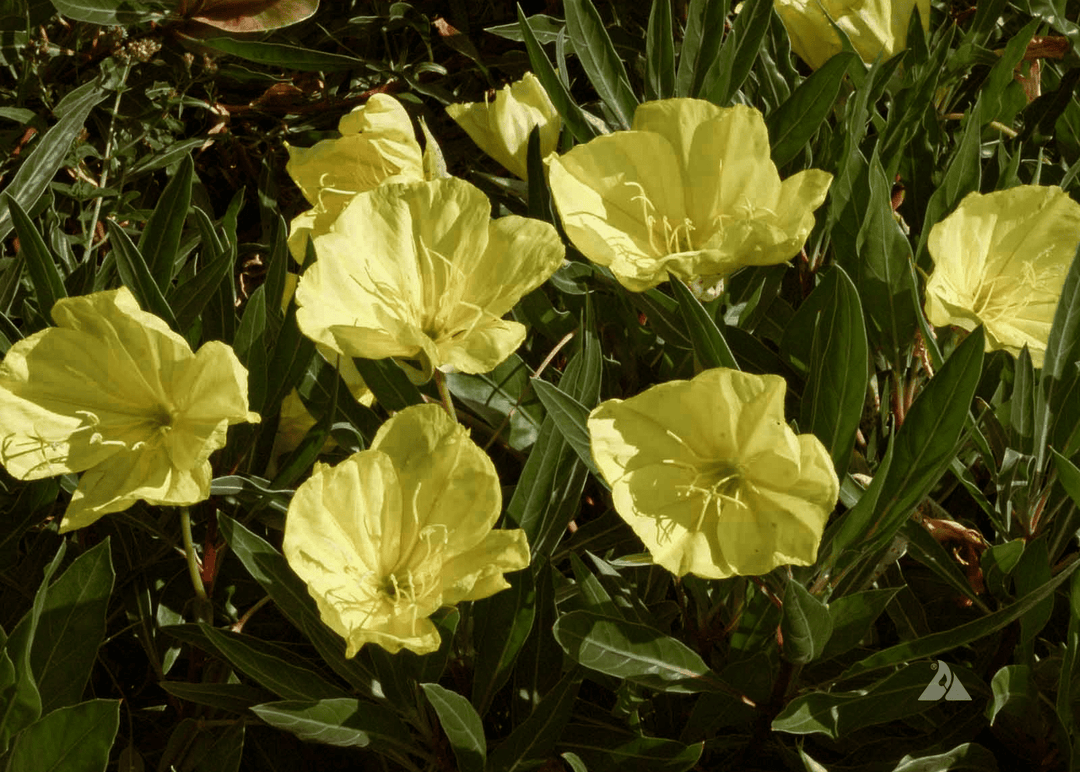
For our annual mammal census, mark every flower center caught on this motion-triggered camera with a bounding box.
[970,258,1063,326]
[625,181,696,256]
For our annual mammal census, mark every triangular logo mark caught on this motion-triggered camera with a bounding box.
[918,660,971,701]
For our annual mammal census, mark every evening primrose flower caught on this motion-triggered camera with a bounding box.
[295,176,565,382]
[925,185,1080,367]
[285,93,426,261]
[588,368,838,579]
[775,0,931,70]
[446,72,562,180]
[283,403,530,656]
[546,99,832,293]
[0,287,259,532]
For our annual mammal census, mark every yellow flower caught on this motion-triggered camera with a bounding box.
[546,99,832,292]
[775,0,931,70]
[295,177,565,382]
[587,368,838,579]
[446,72,562,180]
[925,186,1080,367]
[0,287,259,532]
[282,403,530,656]
[285,93,426,261]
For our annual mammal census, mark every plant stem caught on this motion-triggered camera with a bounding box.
[433,369,456,421]
[83,59,131,263]
[180,507,210,623]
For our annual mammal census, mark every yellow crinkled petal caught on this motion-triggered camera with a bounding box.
[296,177,563,379]
[775,0,931,69]
[283,404,529,657]
[441,528,531,604]
[285,93,425,262]
[588,368,839,579]
[369,403,501,555]
[446,72,561,180]
[0,287,258,531]
[546,99,831,292]
[925,185,1080,367]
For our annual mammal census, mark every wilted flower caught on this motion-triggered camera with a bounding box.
[446,72,562,180]
[546,99,832,292]
[0,287,259,532]
[588,368,838,579]
[283,403,530,656]
[774,0,931,70]
[925,185,1080,367]
[295,176,565,382]
[285,93,426,261]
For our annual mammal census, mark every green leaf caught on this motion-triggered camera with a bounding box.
[471,567,536,716]
[517,3,600,144]
[1,541,67,753]
[167,209,236,334]
[840,555,1080,679]
[192,38,366,71]
[106,221,180,333]
[671,278,738,371]
[215,514,381,699]
[564,0,637,129]
[350,357,423,412]
[233,284,267,360]
[888,744,1000,771]
[445,354,543,452]
[560,725,703,772]
[799,265,869,475]
[857,327,985,557]
[421,684,485,772]
[553,610,720,693]
[530,377,603,481]
[766,53,856,167]
[821,588,900,659]
[701,0,771,105]
[7,196,66,319]
[486,668,583,772]
[644,0,675,101]
[1036,240,1080,465]
[0,78,108,243]
[780,581,833,665]
[250,698,414,750]
[853,146,919,361]
[49,0,162,24]
[986,664,1033,726]
[159,682,273,715]
[198,625,349,702]
[139,153,193,290]
[1014,537,1052,646]
[30,540,113,713]
[5,699,119,772]
[569,552,624,620]
[507,294,601,557]
[773,663,975,739]
[674,0,727,99]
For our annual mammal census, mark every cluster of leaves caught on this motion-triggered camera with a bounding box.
[2,0,1080,770]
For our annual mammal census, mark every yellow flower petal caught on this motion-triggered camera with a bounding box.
[587,368,838,579]
[0,287,258,531]
[546,99,831,292]
[283,404,529,656]
[285,93,426,262]
[925,185,1080,367]
[446,72,561,180]
[775,0,931,70]
[295,177,565,379]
